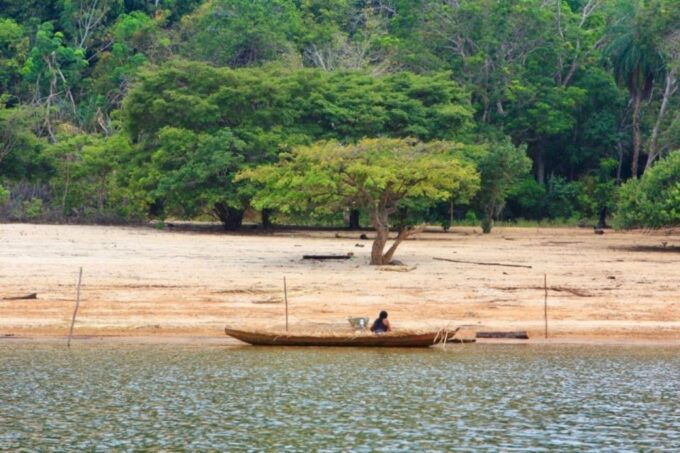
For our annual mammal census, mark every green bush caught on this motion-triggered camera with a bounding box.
[615,151,680,228]
[506,178,546,219]
[0,185,8,205]
[545,176,581,219]
[505,176,584,221]
[21,198,43,219]
[464,210,479,225]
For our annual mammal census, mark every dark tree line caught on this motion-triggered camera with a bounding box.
[0,0,678,229]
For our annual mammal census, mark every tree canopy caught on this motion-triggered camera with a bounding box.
[0,0,678,230]
[240,138,479,264]
[120,62,475,228]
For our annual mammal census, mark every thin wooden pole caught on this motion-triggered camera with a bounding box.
[544,273,548,339]
[284,276,289,332]
[67,267,83,348]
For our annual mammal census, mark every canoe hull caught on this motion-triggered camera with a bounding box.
[224,327,439,348]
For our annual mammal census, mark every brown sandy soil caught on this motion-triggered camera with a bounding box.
[0,223,678,344]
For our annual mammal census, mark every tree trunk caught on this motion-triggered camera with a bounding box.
[596,206,608,229]
[348,209,360,230]
[645,72,677,170]
[631,92,642,178]
[261,209,272,229]
[481,208,493,234]
[62,162,71,216]
[381,228,412,264]
[368,209,420,265]
[370,226,389,265]
[535,147,545,185]
[616,140,624,183]
[213,203,244,230]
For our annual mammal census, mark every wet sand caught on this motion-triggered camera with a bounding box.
[1,223,678,344]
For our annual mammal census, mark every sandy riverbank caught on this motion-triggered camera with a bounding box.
[1,223,678,343]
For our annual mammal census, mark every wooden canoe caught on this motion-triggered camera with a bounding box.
[224,327,443,347]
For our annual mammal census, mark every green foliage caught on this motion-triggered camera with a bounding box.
[0,102,48,179]
[121,62,474,225]
[506,175,583,221]
[545,176,582,220]
[149,127,248,218]
[88,11,169,116]
[1,0,677,229]
[241,138,479,216]
[471,140,532,233]
[123,61,473,142]
[58,0,124,51]
[0,184,8,205]
[22,23,89,89]
[0,1,61,26]
[240,137,479,263]
[604,0,667,98]
[506,178,547,220]
[577,158,619,225]
[615,151,680,228]
[122,0,203,22]
[42,131,141,221]
[603,0,679,176]
[0,18,28,94]
[21,197,43,219]
[180,0,303,67]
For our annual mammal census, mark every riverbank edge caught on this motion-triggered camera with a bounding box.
[1,335,678,347]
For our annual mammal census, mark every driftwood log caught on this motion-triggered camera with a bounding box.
[303,254,352,260]
[476,331,529,339]
[433,257,532,269]
[2,293,38,300]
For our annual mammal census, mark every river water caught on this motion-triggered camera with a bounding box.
[0,343,678,451]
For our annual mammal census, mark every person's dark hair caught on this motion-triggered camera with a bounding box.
[379,310,388,319]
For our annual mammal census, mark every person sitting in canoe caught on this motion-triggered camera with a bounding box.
[370,310,391,334]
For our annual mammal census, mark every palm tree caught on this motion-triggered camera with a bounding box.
[605,0,665,178]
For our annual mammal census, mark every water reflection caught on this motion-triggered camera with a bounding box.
[1,344,678,450]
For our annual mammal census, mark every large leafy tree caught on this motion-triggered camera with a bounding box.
[179,0,303,67]
[471,141,532,233]
[0,18,28,96]
[149,127,253,229]
[122,61,474,228]
[240,138,479,265]
[403,0,605,185]
[21,23,88,140]
[0,102,47,179]
[604,0,670,177]
[43,131,137,221]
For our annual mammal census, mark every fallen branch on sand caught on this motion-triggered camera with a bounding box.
[433,257,532,269]
[493,285,593,297]
[2,293,38,300]
[476,331,529,339]
[303,254,353,260]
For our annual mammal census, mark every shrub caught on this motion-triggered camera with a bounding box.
[545,176,581,219]
[506,178,547,219]
[0,185,8,205]
[21,198,44,219]
[614,151,680,228]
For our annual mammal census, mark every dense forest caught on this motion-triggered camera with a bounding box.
[0,0,678,232]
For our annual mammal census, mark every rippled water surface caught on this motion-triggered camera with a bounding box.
[1,343,678,450]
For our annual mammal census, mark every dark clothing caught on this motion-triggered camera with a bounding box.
[371,318,388,333]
